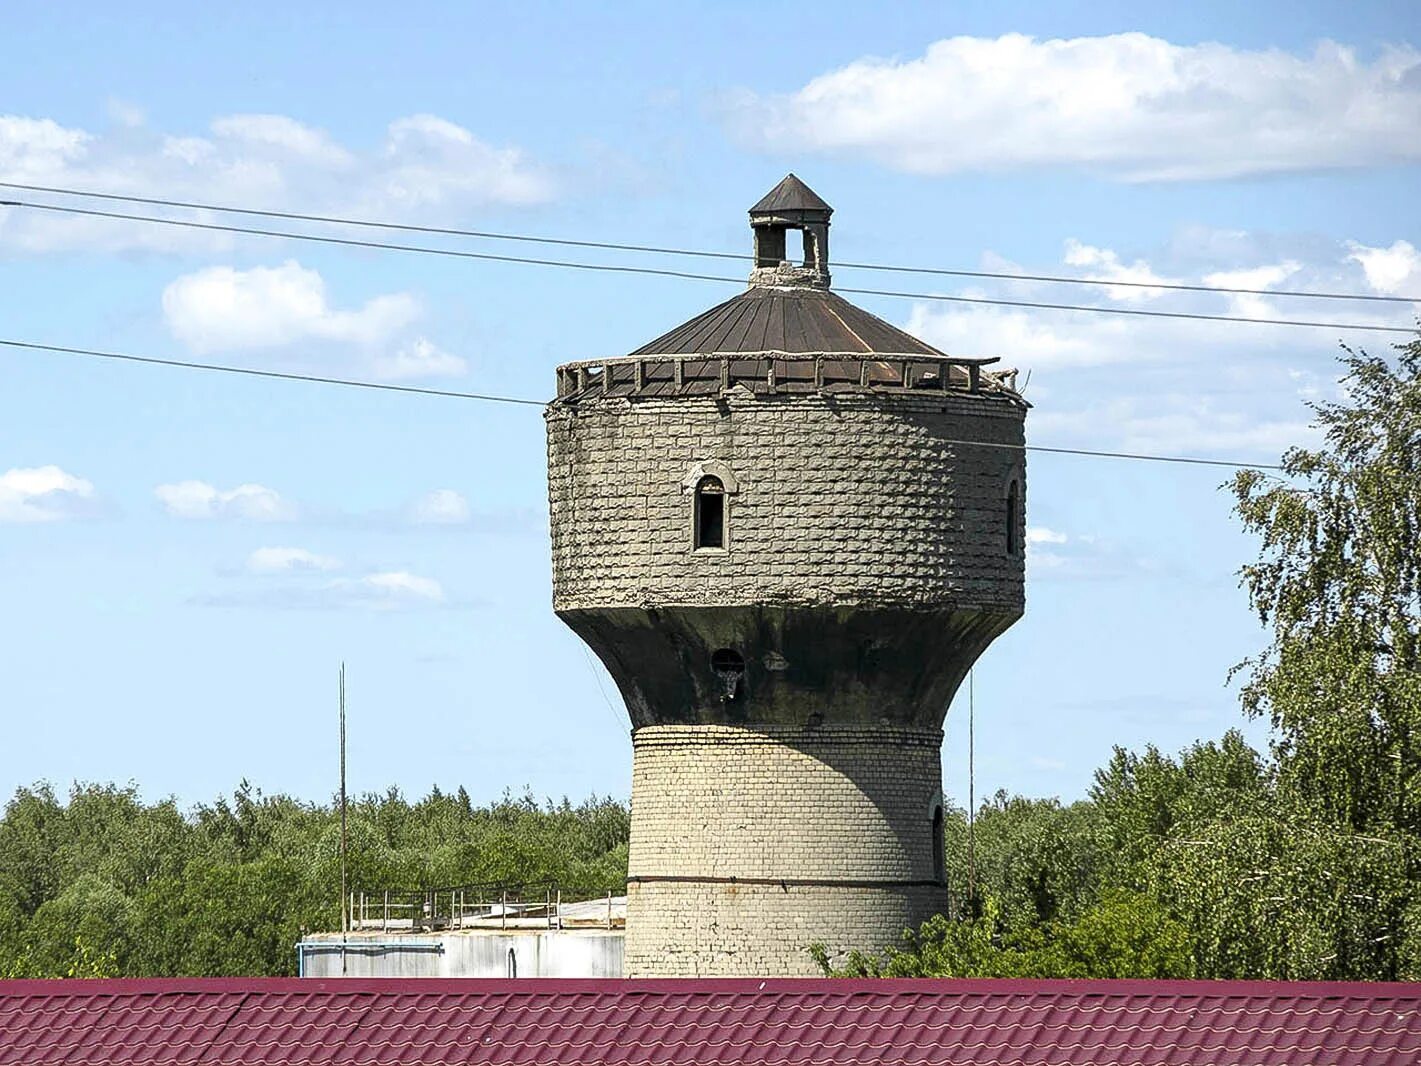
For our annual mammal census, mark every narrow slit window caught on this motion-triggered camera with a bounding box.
[1006,479,1020,556]
[695,475,725,549]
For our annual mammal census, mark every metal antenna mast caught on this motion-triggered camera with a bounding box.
[339,663,348,973]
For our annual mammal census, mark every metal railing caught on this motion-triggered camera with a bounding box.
[347,880,562,933]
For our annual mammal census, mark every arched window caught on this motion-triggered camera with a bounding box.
[695,475,726,549]
[932,805,945,884]
[1005,479,1020,556]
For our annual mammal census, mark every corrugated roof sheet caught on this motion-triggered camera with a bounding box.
[3,977,1419,1065]
[629,287,943,357]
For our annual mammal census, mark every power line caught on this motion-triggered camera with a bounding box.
[2,179,1414,306]
[0,338,545,406]
[4,198,1414,337]
[2,336,1284,470]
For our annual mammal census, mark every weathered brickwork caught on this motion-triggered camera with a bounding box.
[545,183,1027,977]
[626,881,944,977]
[546,381,1026,975]
[623,724,945,976]
[546,390,1026,614]
[628,725,942,881]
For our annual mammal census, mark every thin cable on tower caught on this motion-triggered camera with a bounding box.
[580,645,632,739]
[2,179,1416,305]
[0,336,1288,470]
[2,199,1415,336]
[967,667,977,918]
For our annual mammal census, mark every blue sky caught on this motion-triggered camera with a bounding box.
[2,1,1419,811]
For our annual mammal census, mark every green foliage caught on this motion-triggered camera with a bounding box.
[817,890,1191,979]
[1230,337,1421,835]
[827,339,1421,981]
[0,781,628,977]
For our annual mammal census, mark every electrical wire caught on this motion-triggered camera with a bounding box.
[2,179,1415,305]
[0,338,545,406]
[1,337,1285,470]
[3,199,1414,336]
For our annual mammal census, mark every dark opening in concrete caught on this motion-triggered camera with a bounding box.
[711,648,745,701]
[695,476,725,549]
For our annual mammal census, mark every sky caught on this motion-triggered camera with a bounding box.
[2,1,1419,813]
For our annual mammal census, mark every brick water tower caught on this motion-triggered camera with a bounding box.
[546,175,1028,976]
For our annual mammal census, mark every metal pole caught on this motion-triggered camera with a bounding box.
[967,667,977,915]
[339,663,348,975]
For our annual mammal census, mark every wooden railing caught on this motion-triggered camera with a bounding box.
[554,351,1018,401]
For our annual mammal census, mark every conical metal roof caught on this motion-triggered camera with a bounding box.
[630,176,938,357]
[749,174,832,216]
[629,286,942,357]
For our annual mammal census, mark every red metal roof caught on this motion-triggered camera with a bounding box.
[2,977,1419,1065]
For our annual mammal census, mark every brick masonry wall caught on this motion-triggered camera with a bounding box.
[546,389,1026,614]
[546,382,1026,976]
[626,881,944,977]
[625,725,945,977]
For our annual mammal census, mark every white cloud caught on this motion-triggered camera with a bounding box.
[0,116,88,179]
[1063,240,1175,301]
[162,260,419,353]
[411,489,472,525]
[195,568,447,611]
[374,114,554,211]
[0,110,553,253]
[727,34,1421,180]
[246,547,340,574]
[155,480,291,521]
[160,261,467,381]
[0,465,96,523]
[105,99,145,129]
[361,571,444,603]
[1347,240,1421,295]
[209,114,354,167]
[371,337,467,381]
[894,226,1414,467]
[1026,527,1068,545]
[1031,397,1315,458]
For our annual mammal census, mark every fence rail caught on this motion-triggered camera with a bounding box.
[348,880,564,933]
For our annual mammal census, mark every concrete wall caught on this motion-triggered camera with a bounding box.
[299,930,624,979]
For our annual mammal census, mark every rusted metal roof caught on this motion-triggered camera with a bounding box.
[4,977,1420,1064]
[629,286,944,357]
[750,173,832,216]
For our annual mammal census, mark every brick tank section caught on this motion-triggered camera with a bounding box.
[546,375,1026,976]
[624,725,944,976]
[547,391,1025,615]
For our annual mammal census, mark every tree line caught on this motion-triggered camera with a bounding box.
[0,784,628,977]
[2,340,1417,979]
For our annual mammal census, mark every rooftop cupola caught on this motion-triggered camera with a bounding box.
[748,174,832,290]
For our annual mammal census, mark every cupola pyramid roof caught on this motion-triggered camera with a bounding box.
[749,173,832,215]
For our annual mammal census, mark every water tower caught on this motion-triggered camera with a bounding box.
[546,175,1027,976]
